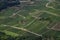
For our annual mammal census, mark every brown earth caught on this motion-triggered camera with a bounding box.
[51,22,60,31]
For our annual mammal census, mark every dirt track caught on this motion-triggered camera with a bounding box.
[2,25,42,36]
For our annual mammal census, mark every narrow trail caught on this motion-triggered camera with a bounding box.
[17,14,26,19]
[46,2,55,9]
[46,1,60,10]
[45,1,60,17]
[9,10,25,18]
[26,11,44,27]
[2,25,42,36]
[47,27,60,31]
[41,10,60,17]
[47,23,60,31]
[9,10,21,17]
[51,23,58,28]
[24,19,36,27]
[9,10,27,19]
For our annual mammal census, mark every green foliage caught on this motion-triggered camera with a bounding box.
[0,31,42,40]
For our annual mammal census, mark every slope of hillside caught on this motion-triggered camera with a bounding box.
[0,0,60,40]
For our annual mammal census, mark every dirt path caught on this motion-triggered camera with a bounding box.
[9,10,21,17]
[2,25,42,36]
[24,19,36,27]
[41,10,60,17]
[9,10,26,17]
[46,0,60,10]
[17,14,26,19]
[46,2,55,9]
[25,11,44,27]
[45,1,60,17]
[47,22,60,31]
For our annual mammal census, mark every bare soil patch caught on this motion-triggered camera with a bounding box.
[51,22,60,31]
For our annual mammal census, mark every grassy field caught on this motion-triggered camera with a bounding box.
[0,0,60,40]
